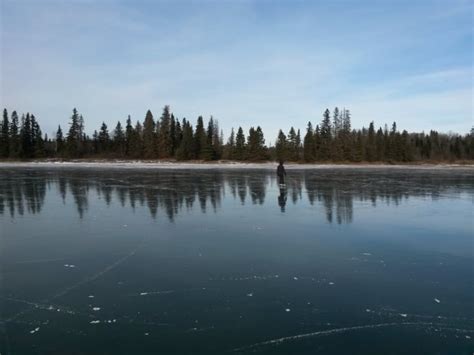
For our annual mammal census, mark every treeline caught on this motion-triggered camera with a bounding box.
[1,106,473,162]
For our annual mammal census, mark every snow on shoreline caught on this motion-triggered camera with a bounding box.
[0,160,472,170]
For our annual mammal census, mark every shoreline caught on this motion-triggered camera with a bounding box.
[1,159,473,170]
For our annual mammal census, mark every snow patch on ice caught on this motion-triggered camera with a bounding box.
[92,307,101,311]
[139,290,175,296]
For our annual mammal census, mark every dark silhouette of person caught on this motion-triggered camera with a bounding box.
[277,161,286,185]
[278,187,287,212]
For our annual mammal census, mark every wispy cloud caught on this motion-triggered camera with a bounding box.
[1,0,472,140]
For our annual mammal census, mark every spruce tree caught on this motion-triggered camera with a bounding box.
[125,115,133,157]
[66,108,83,157]
[226,127,236,160]
[113,121,125,156]
[20,113,33,158]
[375,127,384,161]
[158,105,172,158]
[366,121,376,162]
[170,113,176,156]
[56,125,64,155]
[275,129,288,161]
[129,121,144,158]
[288,127,298,161]
[1,109,9,157]
[341,109,352,160]
[235,127,246,160]
[247,126,266,161]
[176,119,194,160]
[9,111,20,158]
[31,115,44,157]
[194,116,207,159]
[201,117,216,160]
[98,122,110,153]
[174,118,183,154]
[320,109,332,160]
[303,122,315,162]
[143,110,157,159]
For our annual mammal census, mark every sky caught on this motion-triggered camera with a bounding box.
[1,0,472,141]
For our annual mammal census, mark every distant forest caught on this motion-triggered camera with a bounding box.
[1,106,473,162]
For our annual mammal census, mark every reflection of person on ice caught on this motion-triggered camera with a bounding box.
[277,161,286,185]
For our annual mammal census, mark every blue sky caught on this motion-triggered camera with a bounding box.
[1,0,472,141]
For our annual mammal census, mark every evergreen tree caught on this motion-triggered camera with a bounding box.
[375,127,384,161]
[174,118,183,154]
[288,127,298,161]
[275,129,288,161]
[226,127,236,160]
[194,116,207,159]
[92,130,99,154]
[202,117,216,160]
[158,105,172,158]
[66,108,84,157]
[314,124,321,160]
[332,107,343,160]
[9,111,20,157]
[320,109,332,160]
[113,121,125,156]
[176,119,194,160]
[235,126,246,160]
[143,110,157,159]
[303,122,315,162]
[341,109,352,160]
[125,115,133,157]
[296,129,302,161]
[129,121,144,158]
[1,109,9,157]
[366,121,376,162]
[247,126,267,161]
[170,113,176,156]
[19,113,33,158]
[31,115,44,157]
[56,125,64,155]
[98,122,110,153]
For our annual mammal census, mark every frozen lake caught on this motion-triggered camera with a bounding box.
[1,167,473,354]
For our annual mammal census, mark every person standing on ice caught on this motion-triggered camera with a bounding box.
[277,161,286,186]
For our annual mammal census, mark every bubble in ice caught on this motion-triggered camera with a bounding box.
[285,308,291,312]
[434,298,441,303]
[92,307,101,311]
